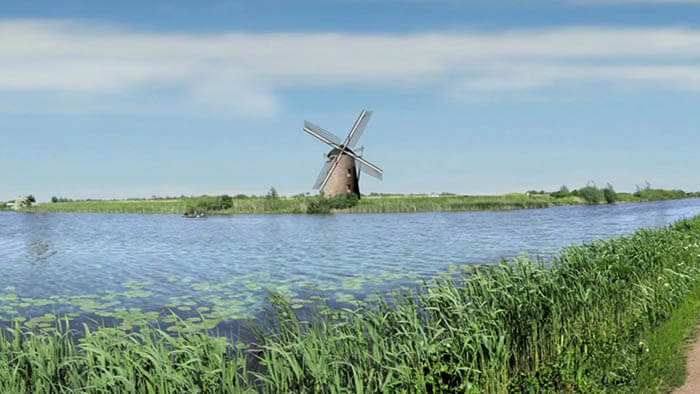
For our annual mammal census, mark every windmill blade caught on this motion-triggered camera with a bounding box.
[312,161,332,189]
[351,154,383,178]
[304,121,343,146]
[347,110,372,148]
[357,160,383,181]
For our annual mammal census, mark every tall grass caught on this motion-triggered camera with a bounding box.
[31,194,555,215]
[339,193,553,213]
[249,215,700,392]
[2,216,700,392]
[0,321,253,393]
[27,189,699,215]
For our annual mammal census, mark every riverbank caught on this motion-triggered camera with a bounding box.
[14,188,699,215]
[2,215,700,392]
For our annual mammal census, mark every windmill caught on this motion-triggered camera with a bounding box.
[303,110,383,198]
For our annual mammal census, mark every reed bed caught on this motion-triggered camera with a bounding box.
[251,216,700,392]
[29,199,189,214]
[28,191,696,215]
[2,216,700,392]
[32,194,559,215]
[0,323,253,393]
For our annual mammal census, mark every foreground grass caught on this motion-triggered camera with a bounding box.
[3,216,700,392]
[633,277,700,393]
[26,190,697,215]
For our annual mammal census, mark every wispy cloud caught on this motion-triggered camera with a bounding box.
[2,19,700,115]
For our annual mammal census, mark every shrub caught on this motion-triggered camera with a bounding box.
[185,195,234,213]
[603,183,616,204]
[327,192,359,209]
[550,185,571,199]
[306,193,359,214]
[306,198,331,214]
[577,185,604,204]
[634,181,652,197]
[266,187,279,200]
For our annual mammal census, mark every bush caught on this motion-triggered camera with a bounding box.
[550,185,571,199]
[634,181,652,197]
[306,193,359,214]
[327,192,359,209]
[603,183,616,204]
[266,187,279,200]
[185,195,234,213]
[51,197,74,203]
[306,198,331,214]
[634,183,687,201]
[577,185,604,204]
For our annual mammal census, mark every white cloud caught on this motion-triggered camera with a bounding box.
[1,20,700,115]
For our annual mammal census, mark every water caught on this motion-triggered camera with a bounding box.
[1,198,700,333]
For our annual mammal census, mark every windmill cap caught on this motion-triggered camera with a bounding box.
[327,146,357,156]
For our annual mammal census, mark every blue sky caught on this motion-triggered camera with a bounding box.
[2,0,700,201]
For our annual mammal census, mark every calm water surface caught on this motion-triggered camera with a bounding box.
[1,198,700,333]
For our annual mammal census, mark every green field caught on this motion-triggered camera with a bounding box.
[3,216,700,392]
[19,187,699,215]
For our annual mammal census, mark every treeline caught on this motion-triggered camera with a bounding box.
[546,182,699,205]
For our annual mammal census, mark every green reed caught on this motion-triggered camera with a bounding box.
[249,216,700,392]
[30,194,558,215]
[26,190,699,215]
[2,217,700,392]
[0,321,254,393]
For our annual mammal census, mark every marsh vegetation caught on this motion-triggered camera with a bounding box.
[26,184,700,215]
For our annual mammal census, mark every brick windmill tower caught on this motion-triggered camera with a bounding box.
[303,110,383,198]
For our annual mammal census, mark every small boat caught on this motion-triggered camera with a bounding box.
[183,211,205,219]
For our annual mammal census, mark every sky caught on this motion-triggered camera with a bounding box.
[1,0,700,201]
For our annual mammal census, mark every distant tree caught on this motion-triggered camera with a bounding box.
[603,183,616,204]
[219,194,233,209]
[266,187,279,200]
[51,196,58,203]
[26,195,36,203]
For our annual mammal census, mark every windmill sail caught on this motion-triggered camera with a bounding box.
[357,160,383,181]
[304,121,343,146]
[313,161,332,189]
[348,110,372,148]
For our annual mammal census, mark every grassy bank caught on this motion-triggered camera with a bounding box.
[633,277,700,392]
[24,188,700,215]
[3,216,700,392]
